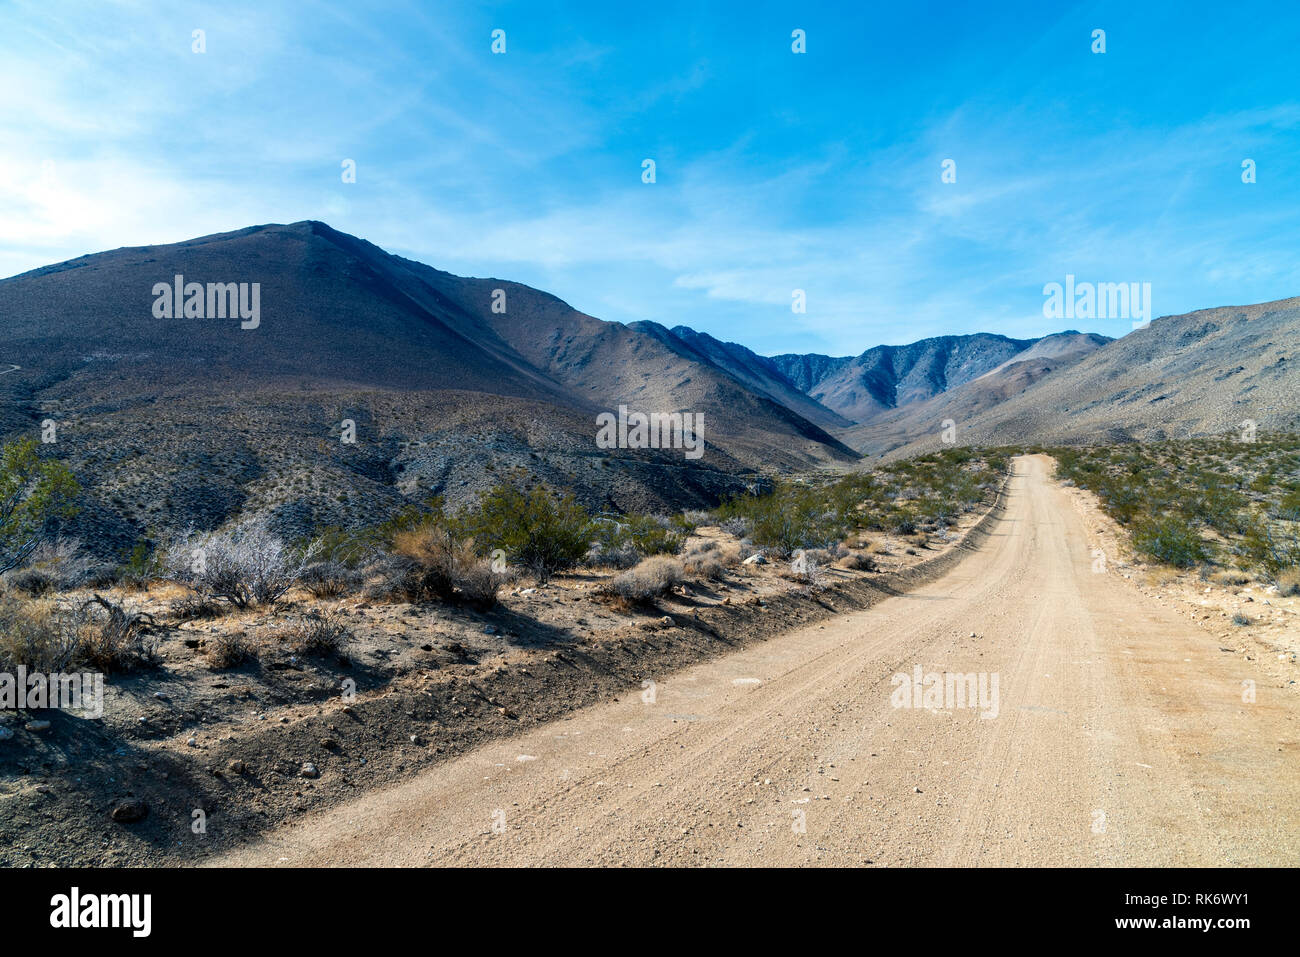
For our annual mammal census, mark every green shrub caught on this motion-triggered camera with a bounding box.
[589,513,684,560]
[117,540,162,589]
[460,483,591,581]
[0,438,79,575]
[1132,517,1210,568]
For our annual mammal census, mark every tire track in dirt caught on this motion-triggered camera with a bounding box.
[209,455,1299,866]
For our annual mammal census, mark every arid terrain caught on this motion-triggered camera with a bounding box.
[1,452,1293,866]
[208,456,1298,866]
[0,224,1297,870]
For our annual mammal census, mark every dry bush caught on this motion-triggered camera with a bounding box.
[778,550,827,588]
[584,541,641,569]
[163,519,317,609]
[0,596,81,671]
[76,594,160,672]
[281,610,353,657]
[1212,569,1252,587]
[300,560,362,599]
[207,631,257,669]
[836,551,876,571]
[378,527,504,607]
[609,556,683,604]
[683,541,726,580]
[170,592,223,621]
[1277,568,1300,597]
[718,516,752,539]
[9,538,103,594]
[6,566,55,596]
[0,593,158,673]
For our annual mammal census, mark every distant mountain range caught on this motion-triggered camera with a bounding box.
[1,220,1296,555]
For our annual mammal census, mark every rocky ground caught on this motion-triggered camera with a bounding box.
[0,506,993,866]
[1061,483,1299,692]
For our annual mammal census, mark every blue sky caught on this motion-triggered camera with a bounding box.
[2,0,1298,356]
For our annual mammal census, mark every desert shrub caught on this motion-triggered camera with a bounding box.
[1274,490,1300,522]
[0,438,80,576]
[207,631,257,669]
[686,555,726,580]
[300,560,362,599]
[374,526,504,607]
[836,551,876,571]
[1277,568,1300,597]
[890,512,918,536]
[76,594,159,672]
[281,610,353,657]
[609,556,683,603]
[1131,517,1209,568]
[449,550,507,607]
[682,541,727,579]
[717,483,848,557]
[781,549,826,587]
[116,540,163,590]
[164,519,317,608]
[309,497,448,569]
[683,545,726,579]
[718,516,752,538]
[7,566,56,595]
[1211,569,1251,587]
[0,593,157,673]
[1231,612,1252,627]
[170,592,223,621]
[589,513,684,563]
[0,596,82,671]
[584,541,641,569]
[461,484,591,581]
[1239,519,1300,577]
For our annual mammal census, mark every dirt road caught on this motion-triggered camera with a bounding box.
[212,455,1299,866]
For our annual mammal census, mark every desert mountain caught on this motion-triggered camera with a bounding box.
[0,221,854,555]
[767,332,1111,424]
[871,298,1300,458]
[838,332,1111,456]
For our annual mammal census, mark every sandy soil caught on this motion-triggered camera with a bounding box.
[0,475,993,866]
[210,455,1300,866]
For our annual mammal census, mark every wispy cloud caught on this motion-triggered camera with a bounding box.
[3,0,1299,356]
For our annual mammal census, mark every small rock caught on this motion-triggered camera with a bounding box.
[742,553,766,565]
[186,737,198,747]
[25,720,51,732]
[228,759,247,774]
[111,799,148,823]
[300,762,320,779]
[914,786,923,793]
